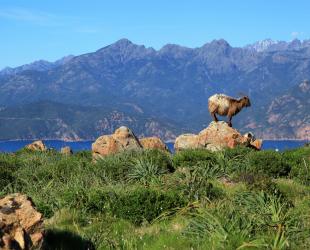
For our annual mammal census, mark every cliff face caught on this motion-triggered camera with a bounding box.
[236,80,310,140]
[0,101,180,141]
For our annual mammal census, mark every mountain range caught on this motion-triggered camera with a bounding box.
[0,38,309,141]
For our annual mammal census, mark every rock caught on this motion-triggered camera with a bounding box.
[25,140,47,151]
[140,137,170,152]
[0,193,44,249]
[174,121,262,152]
[250,139,263,150]
[92,126,142,160]
[174,134,199,151]
[60,146,73,155]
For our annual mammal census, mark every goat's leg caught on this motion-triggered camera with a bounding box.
[211,112,218,122]
[227,115,232,127]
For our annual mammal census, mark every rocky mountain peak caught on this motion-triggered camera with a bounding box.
[198,39,232,58]
[299,80,310,93]
[245,39,279,52]
[111,38,134,48]
[204,39,231,48]
[95,38,155,61]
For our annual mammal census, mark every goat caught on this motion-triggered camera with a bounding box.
[208,94,251,127]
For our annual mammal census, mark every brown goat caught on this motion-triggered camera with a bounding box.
[208,94,251,127]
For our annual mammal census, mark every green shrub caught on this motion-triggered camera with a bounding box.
[162,167,223,202]
[275,179,310,204]
[112,187,186,225]
[74,150,92,161]
[128,157,167,184]
[173,149,217,168]
[234,172,280,195]
[283,147,310,185]
[247,150,291,177]
[94,151,135,181]
[282,147,310,164]
[49,185,185,225]
[222,146,254,160]
[0,154,23,191]
[96,149,172,182]
[84,188,117,214]
[0,167,15,190]
[289,159,310,185]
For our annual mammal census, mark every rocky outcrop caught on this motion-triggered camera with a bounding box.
[174,121,262,152]
[140,137,170,152]
[25,140,47,151]
[0,193,44,249]
[60,146,73,155]
[92,126,142,160]
[174,134,200,151]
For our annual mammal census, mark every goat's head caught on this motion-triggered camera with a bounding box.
[241,96,251,107]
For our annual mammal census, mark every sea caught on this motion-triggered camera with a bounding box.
[0,140,308,153]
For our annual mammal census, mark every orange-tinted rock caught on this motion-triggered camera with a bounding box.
[250,139,263,150]
[25,140,47,151]
[174,121,261,152]
[92,126,142,160]
[174,134,200,152]
[140,137,170,152]
[198,122,248,149]
[0,193,44,249]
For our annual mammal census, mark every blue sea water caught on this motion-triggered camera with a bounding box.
[0,140,308,153]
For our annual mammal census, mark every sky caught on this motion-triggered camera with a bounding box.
[1,0,310,69]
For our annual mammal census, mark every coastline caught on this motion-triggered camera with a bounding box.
[0,138,309,143]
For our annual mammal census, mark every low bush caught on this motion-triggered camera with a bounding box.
[222,146,253,160]
[173,149,217,168]
[74,150,92,161]
[161,167,223,202]
[247,150,291,177]
[234,172,280,195]
[96,149,172,183]
[0,154,24,191]
[283,147,310,185]
[112,187,186,225]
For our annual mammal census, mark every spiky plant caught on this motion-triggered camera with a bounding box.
[128,157,167,184]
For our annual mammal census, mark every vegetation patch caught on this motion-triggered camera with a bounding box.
[1,146,309,249]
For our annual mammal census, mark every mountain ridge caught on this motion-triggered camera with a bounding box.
[0,38,309,140]
[3,38,310,74]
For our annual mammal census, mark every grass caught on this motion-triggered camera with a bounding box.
[0,146,309,249]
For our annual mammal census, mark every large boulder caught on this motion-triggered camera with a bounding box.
[25,140,47,151]
[92,126,142,160]
[140,137,170,152]
[174,121,262,152]
[174,134,200,151]
[0,193,44,249]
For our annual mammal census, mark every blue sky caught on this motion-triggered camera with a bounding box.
[1,0,309,69]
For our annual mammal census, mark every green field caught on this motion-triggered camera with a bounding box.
[1,146,310,249]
